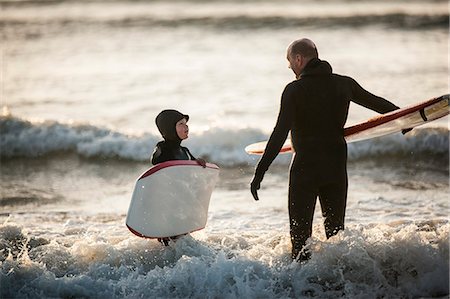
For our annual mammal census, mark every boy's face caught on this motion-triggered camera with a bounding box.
[176,118,189,140]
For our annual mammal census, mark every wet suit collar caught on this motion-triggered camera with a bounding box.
[299,58,333,78]
[162,139,182,147]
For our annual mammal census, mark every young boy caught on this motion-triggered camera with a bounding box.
[151,109,205,166]
[151,109,206,245]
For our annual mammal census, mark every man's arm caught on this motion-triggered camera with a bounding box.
[350,78,399,113]
[251,85,295,200]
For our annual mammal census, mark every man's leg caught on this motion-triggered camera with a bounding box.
[318,175,348,239]
[289,173,318,261]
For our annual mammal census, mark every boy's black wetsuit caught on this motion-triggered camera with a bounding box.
[151,140,196,165]
[151,109,196,246]
[254,58,399,260]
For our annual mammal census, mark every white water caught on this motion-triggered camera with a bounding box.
[1,214,448,298]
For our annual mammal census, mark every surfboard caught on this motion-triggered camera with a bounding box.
[245,94,449,155]
[126,160,220,238]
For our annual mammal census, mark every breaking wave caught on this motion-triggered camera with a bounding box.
[1,0,448,35]
[1,115,448,167]
[3,14,447,29]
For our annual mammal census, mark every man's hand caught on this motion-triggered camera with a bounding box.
[250,173,264,201]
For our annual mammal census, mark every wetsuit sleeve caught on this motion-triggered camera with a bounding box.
[255,85,295,177]
[151,144,163,165]
[349,78,399,113]
[183,147,197,160]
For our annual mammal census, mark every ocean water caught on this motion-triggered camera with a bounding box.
[1,0,449,298]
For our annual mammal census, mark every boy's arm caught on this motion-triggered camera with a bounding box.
[184,147,206,168]
[151,144,162,165]
[184,147,196,160]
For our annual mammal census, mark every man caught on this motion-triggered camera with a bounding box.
[250,38,400,261]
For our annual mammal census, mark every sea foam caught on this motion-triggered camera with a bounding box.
[0,216,448,298]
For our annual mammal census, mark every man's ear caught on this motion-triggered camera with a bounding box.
[296,54,303,65]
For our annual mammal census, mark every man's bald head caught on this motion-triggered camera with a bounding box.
[287,38,318,60]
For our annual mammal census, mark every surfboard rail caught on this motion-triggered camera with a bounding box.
[138,160,220,180]
[126,223,206,239]
[245,94,449,155]
[344,94,448,137]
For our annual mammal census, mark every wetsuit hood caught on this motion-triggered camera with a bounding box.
[300,58,332,78]
[155,109,189,142]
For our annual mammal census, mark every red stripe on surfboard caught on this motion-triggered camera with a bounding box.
[249,144,294,155]
[126,223,206,239]
[127,224,148,238]
[138,160,220,180]
[344,95,446,136]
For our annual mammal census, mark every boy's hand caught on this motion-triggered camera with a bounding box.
[196,158,207,168]
[402,128,413,135]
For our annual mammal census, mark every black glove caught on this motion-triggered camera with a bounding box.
[402,128,413,135]
[250,173,264,201]
[196,158,207,168]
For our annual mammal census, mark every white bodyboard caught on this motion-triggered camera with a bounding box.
[126,160,220,238]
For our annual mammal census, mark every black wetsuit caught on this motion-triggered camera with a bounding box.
[151,140,196,165]
[254,58,399,260]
